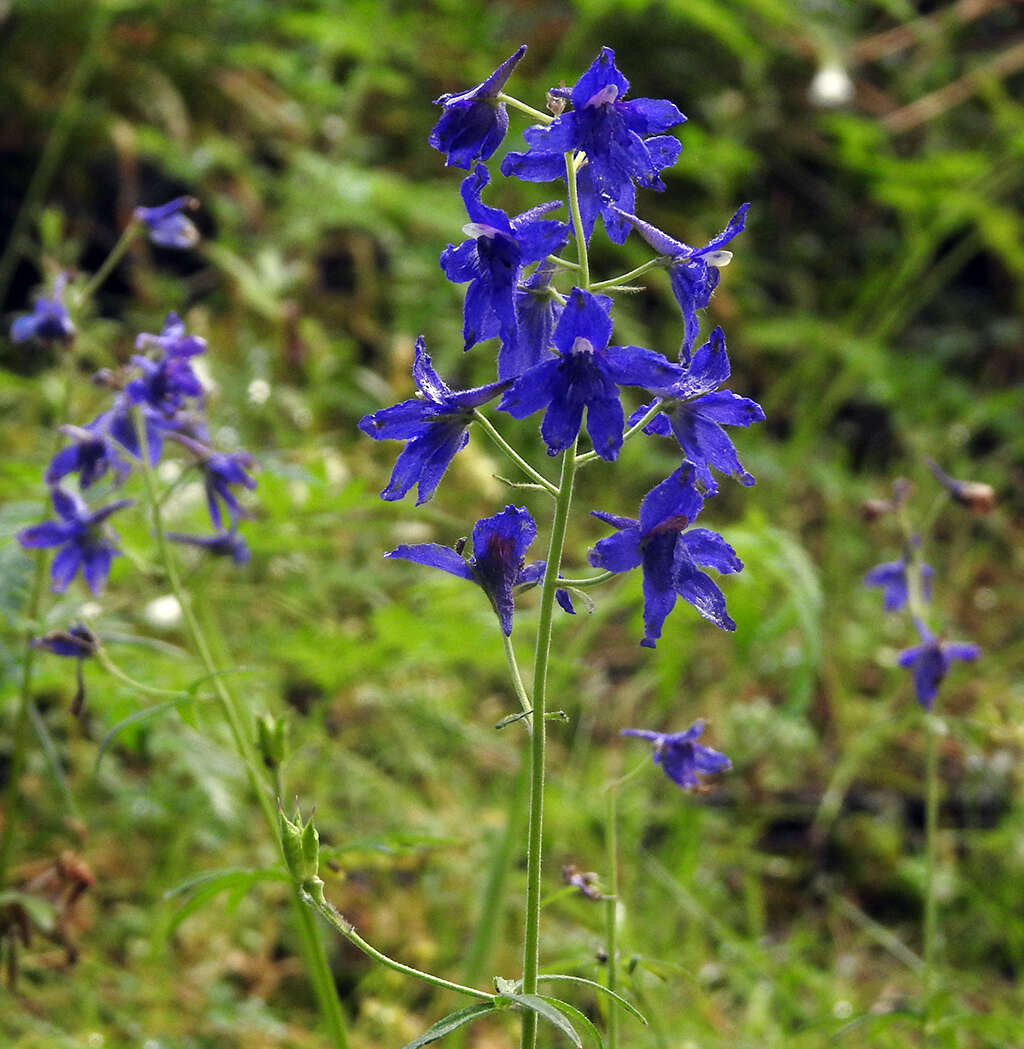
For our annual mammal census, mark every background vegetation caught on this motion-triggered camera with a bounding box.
[1,1,1022,1046]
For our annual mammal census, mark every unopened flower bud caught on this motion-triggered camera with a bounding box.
[279,803,319,884]
[256,713,288,770]
[926,458,996,514]
[859,498,892,522]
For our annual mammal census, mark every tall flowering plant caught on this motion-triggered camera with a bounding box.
[339,45,762,1049]
[4,47,761,1049]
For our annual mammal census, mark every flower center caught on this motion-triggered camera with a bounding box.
[585,83,619,109]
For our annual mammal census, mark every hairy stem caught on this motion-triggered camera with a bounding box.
[473,409,557,494]
[520,440,577,1049]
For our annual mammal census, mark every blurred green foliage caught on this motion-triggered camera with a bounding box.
[1,1,1022,1047]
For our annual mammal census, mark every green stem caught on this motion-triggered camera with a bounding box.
[497,92,553,125]
[576,399,663,468]
[304,882,497,1002]
[520,441,578,1049]
[502,633,534,729]
[473,409,558,494]
[94,646,190,698]
[557,570,614,588]
[76,222,141,305]
[133,410,350,1049]
[590,257,667,291]
[547,254,581,271]
[921,717,940,1046]
[605,788,620,1049]
[564,154,590,290]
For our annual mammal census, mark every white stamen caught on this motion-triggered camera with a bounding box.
[704,250,733,268]
[586,84,619,108]
[571,336,595,355]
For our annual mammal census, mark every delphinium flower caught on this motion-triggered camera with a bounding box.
[502,46,685,244]
[18,487,133,594]
[166,529,251,565]
[45,420,132,490]
[30,623,98,660]
[359,337,510,504]
[499,287,685,460]
[386,505,544,635]
[897,620,980,710]
[863,554,934,612]
[629,326,764,492]
[612,203,749,359]
[440,164,570,366]
[621,720,731,791]
[133,197,200,249]
[168,431,256,529]
[10,274,75,345]
[503,262,564,380]
[430,45,528,169]
[135,311,208,359]
[589,466,742,647]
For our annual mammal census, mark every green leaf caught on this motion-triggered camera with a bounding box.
[533,975,647,1025]
[536,996,604,1049]
[163,866,287,935]
[398,1002,497,1049]
[505,993,582,1048]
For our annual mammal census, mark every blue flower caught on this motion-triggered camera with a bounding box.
[589,466,742,647]
[629,327,764,492]
[499,287,684,460]
[167,529,251,565]
[18,487,133,594]
[501,47,685,244]
[30,623,98,659]
[10,275,75,345]
[386,505,544,635]
[169,431,257,528]
[133,197,200,248]
[440,164,569,364]
[358,337,510,504]
[135,312,207,358]
[863,556,934,612]
[430,45,528,169]
[898,621,980,710]
[621,720,731,791]
[612,203,748,358]
[46,419,132,490]
[502,262,564,380]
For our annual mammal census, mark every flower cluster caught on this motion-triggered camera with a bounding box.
[359,46,756,791]
[863,464,989,709]
[17,308,256,595]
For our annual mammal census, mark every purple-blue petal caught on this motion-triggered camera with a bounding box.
[385,543,474,581]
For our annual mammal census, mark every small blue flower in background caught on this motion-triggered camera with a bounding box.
[898,620,980,710]
[18,487,133,594]
[30,623,98,660]
[863,555,934,612]
[134,197,200,249]
[440,164,569,363]
[170,431,257,529]
[135,312,207,358]
[10,274,75,345]
[359,337,510,504]
[589,466,742,646]
[430,45,528,169]
[621,720,731,791]
[502,47,685,244]
[386,505,545,636]
[46,419,132,490]
[629,327,764,492]
[612,204,748,359]
[500,287,684,460]
[167,529,251,565]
